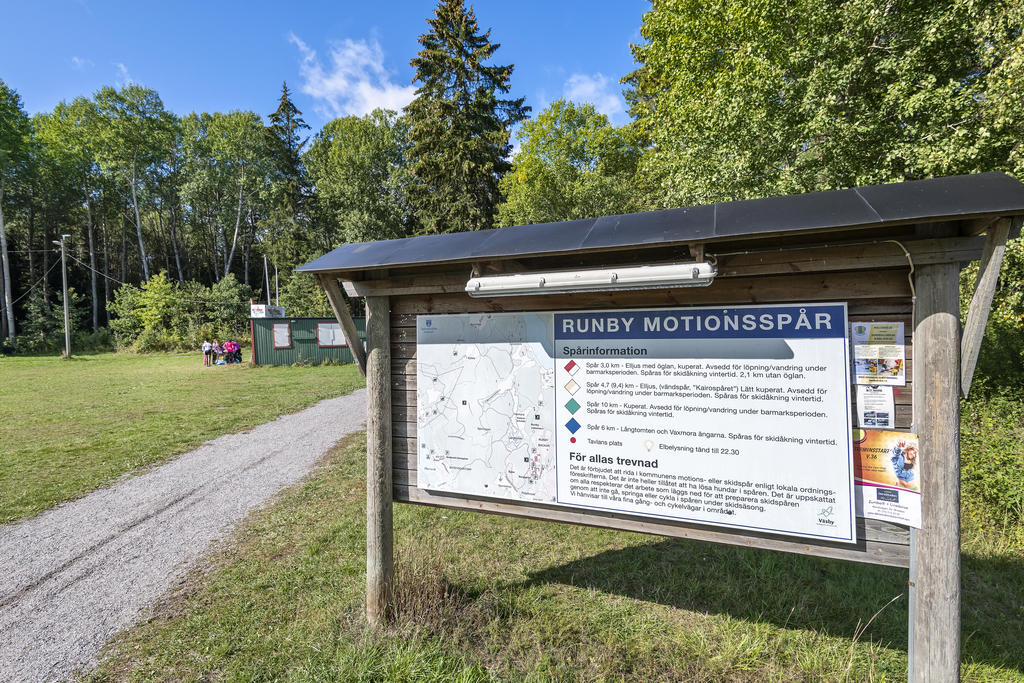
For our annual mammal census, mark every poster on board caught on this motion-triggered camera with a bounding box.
[851,322,906,385]
[853,429,921,528]
[416,303,856,544]
[856,385,895,428]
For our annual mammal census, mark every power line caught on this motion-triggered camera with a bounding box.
[10,261,62,306]
[65,253,251,307]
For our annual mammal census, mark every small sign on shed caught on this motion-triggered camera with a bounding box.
[250,304,287,318]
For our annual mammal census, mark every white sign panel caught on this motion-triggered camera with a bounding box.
[856,385,895,428]
[251,304,286,318]
[272,322,291,348]
[317,322,347,347]
[417,303,855,543]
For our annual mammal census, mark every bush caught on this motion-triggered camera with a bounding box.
[73,328,115,353]
[106,271,255,352]
[14,288,90,354]
[961,391,1024,530]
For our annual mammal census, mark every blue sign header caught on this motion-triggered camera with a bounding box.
[554,304,847,341]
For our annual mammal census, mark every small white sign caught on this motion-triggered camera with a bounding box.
[317,322,347,347]
[251,304,286,318]
[272,322,291,348]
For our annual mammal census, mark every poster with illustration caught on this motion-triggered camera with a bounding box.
[851,322,906,386]
[852,429,920,527]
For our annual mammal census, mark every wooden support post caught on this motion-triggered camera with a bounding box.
[317,274,367,377]
[961,218,1011,397]
[910,261,961,682]
[365,295,394,626]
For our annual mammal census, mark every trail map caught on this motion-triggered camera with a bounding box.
[416,313,557,501]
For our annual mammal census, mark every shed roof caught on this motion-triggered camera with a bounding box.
[298,172,1024,274]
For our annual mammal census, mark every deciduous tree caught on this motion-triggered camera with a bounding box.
[625,0,1024,207]
[0,80,31,340]
[497,99,642,226]
[93,85,175,280]
[304,109,415,245]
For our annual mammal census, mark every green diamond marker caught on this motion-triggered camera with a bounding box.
[565,398,581,414]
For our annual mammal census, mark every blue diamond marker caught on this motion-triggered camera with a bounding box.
[565,418,581,434]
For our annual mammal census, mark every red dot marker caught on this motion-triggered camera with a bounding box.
[570,437,576,443]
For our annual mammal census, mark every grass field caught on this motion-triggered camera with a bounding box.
[89,435,1024,682]
[0,352,363,523]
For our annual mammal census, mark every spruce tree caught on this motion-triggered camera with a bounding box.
[267,82,310,220]
[405,0,529,234]
[266,82,313,268]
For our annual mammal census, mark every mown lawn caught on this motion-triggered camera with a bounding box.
[0,352,363,523]
[89,434,1024,682]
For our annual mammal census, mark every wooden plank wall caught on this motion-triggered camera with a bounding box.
[383,247,927,568]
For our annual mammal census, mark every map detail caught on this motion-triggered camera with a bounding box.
[416,313,556,501]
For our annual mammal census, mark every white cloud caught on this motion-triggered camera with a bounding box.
[70,56,94,71]
[563,72,625,122]
[114,62,134,87]
[289,32,416,118]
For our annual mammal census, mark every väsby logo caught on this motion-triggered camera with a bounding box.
[817,505,835,526]
[425,319,432,327]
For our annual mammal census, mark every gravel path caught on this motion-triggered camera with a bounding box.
[0,389,366,683]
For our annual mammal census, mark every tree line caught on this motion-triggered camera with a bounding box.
[1,0,1022,354]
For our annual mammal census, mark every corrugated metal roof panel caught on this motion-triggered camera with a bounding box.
[469,217,597,258]
[855,172,1024,222]
[713,187,880,237]
[297,173,1024,273]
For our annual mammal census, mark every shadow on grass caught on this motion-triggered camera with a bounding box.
[524,537,1024,675]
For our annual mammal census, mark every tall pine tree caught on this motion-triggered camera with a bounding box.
[405,0,529,234]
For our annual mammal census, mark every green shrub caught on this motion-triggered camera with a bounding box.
[961,390,1024,529]
[107,284,144,348]
[106,271,255,352]
[72,328,115,353]
[14,288,89,354]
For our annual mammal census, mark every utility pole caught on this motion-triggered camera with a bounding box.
[263,255,271,304]
[56,234,71,358]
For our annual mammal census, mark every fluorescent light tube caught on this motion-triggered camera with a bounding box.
[466,261,716,297]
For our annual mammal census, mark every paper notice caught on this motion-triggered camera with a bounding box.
[851,322,906,386]
[856,385,895,429]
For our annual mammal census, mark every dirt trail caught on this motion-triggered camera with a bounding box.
[0,390,366,682]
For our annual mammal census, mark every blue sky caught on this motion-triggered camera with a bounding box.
[1,0,649,133]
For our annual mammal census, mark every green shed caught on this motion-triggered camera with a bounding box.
[250,316,366,366]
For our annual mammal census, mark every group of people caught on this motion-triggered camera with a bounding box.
[201,339,242,366]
